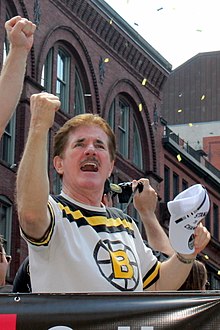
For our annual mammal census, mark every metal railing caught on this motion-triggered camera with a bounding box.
[163,126,220,179]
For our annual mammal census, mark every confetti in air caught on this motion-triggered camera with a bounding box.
[218,270,220,276]
[139,103,143,111]
[142,78,147,86]
[177,109,183,113]
[188,123,193,127]
[201,94,205,100]
[109,19,113,25]
[104,58,110,63]
[204,255,209,260]
[157,7,163,11]
[196,29,202,32]
[177,154,182,162]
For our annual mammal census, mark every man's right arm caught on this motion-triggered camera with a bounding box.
[16,93,61,240]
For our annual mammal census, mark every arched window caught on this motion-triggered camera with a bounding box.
[108,95,143,170]
[41,44,86,116]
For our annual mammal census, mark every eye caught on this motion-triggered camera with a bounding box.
[96,143,105,149]
[74,142,84,148]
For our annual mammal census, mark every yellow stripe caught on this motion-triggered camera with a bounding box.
[143,262,161,288]
[58,203,133,230]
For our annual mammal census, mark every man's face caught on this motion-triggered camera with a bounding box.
[54,125,114,194]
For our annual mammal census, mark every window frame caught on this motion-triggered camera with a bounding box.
[0,195,12,256]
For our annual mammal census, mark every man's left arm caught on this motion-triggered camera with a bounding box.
[133,179,210,290]
[148,223,210,290]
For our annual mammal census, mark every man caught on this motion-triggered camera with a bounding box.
[16,92,210,293]
[0,16,36,138]
[13,178,172,293]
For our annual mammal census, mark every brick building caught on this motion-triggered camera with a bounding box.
[161,51,220,287]
[161,51,220,170]
[0,0,219,289]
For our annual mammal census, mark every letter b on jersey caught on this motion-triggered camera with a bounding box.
[110,250,134,278]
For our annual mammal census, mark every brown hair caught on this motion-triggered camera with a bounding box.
[179,260,208,290]
[53,114,116,161]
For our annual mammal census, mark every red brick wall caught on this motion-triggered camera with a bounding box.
[203,136,220,170]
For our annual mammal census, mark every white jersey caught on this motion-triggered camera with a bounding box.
[22,192,160,293]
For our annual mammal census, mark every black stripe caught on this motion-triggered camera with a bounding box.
[52,195,135,237]
[175,190,207,224]
[143,261,160,289]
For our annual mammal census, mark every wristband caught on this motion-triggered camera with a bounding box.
[176,252,195,264]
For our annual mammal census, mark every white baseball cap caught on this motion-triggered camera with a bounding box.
[168,184,210,254]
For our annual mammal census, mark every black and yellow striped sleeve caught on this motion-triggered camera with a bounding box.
[20,201,55,247]
[143,261,161,290]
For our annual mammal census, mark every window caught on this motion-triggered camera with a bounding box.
[173,172,179,198]
[211,274,220,290]
[0,196,12,255]
[118,99,129,158]
[133,120,143,169]
[213,203,219,240]
[41,48,53,92]
[164,166,170,202]
[74,68,85,115]
[108,100,115,131]
[0,117,16,164]
[182,179,188,191]
[205,210,211,232]
[56,48,70,113]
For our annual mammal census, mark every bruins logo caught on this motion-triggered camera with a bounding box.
[188,233,195,250]
[93,239,139,291]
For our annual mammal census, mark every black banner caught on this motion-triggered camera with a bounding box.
[0,292,219,329]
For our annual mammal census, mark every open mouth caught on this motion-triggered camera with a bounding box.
[80,162,98,172]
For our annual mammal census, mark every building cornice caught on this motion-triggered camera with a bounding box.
[49,0,171,95]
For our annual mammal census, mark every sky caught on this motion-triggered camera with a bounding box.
[104,0,220,69]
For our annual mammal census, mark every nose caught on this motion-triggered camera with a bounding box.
[84,143,96,155]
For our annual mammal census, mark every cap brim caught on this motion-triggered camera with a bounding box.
[168,184,210,254]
